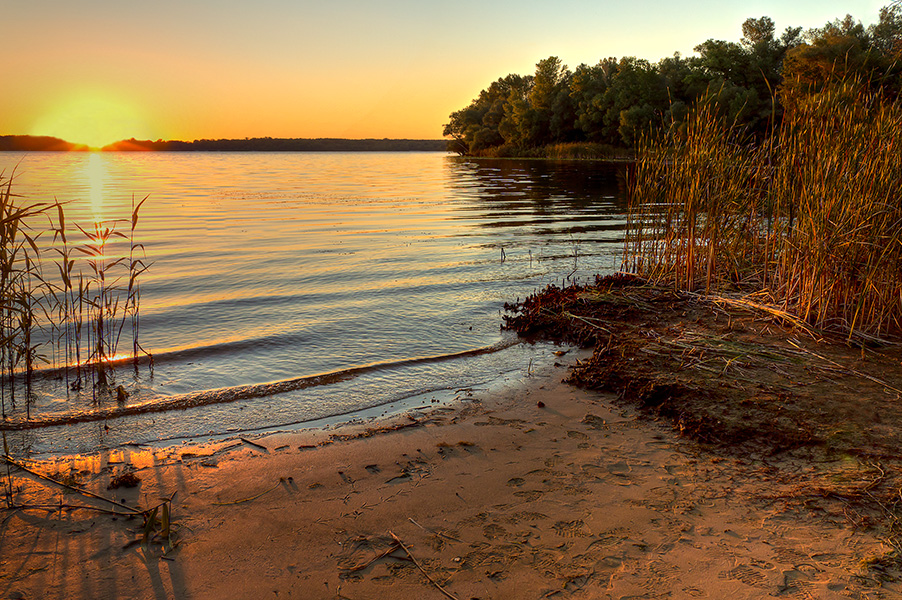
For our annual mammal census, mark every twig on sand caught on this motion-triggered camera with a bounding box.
[702,294,820,339]
[408,517,463,542]
[2,454,140,514]
[561,311,612,333]
[5,502,135,517]
[389,530,459,600]
[239,437,269,452]
[212,478,284,505]
[344,541,403,573]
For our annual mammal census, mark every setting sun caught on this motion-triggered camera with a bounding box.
[29,91,155,149]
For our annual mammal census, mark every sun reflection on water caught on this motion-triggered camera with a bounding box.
[85,153,107,221]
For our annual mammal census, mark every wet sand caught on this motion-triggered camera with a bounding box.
[1,357,899,599]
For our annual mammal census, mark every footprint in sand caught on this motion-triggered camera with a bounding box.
[724,564,768,587]
[607,461,632,475]
[503,511,549,524]
[681,587,705,597]
[779,571,819,600]
[639,560,681,591]
[483,523,507,539]
[580,464,607,479]
[552,519,591,538]
[514,490,545,501]
[507,477,526,487]
[581,414,607,430]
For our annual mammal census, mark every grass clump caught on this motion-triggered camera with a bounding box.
[0,170,151,422]
[624,80,902,341]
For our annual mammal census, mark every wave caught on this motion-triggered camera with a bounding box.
[0,338,522,431]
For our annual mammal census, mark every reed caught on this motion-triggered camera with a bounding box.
[624,80,902,340]
[0,171,51,419]
[0,171,151,421]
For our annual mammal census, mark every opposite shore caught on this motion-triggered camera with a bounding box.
[0,135,447,153]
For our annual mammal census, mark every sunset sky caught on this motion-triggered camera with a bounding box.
[3,0,887,147]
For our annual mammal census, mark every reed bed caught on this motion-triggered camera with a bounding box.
[624,81,902,341]
[0,170,150,425]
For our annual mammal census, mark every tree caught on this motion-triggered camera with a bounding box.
[569,60,617,141]
[443,74,530,153]
[442,6,899,153]
[780,14,877,103]
[602,57,668,145]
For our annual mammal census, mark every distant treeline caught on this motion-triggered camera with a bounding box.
[444,5,902,156]
[0,135,89,152]
[104,138,447,152]
[0,136,447,153]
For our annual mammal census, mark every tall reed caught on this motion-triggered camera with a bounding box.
[0,171,50,419]
[624,81,902,340]
[0,171,151,418]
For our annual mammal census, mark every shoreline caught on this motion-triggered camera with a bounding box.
[0,337,526,434]
[2,352,899,599]
[1,338,552,457]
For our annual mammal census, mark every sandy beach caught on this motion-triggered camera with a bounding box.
[2,351,899,600]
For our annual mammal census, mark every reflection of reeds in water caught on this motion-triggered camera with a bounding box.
[624,81,902,341]
[0,170,151,422]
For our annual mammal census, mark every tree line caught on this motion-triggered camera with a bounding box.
[0,136,445,153]
[0,135,89,152]
[443,5,902,156]
[104,138,446,152]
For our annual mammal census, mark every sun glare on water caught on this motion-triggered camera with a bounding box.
[85,153,107,220]
[30,91,155,149]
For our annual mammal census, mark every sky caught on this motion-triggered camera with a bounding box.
[2,0,890,147]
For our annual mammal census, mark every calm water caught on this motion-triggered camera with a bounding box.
[0,152,627,454]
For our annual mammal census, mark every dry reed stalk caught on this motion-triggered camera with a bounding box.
[0,173,151,425]
[625,80,902,341]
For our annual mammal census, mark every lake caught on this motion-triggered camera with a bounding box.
[0,151,628,455]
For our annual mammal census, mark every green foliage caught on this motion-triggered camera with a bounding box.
[444,5,901,155]
[780,7,902,105]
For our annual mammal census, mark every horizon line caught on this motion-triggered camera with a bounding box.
[0,134,449,152]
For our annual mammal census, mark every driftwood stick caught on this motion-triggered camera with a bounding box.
[239,437,269,452]
[4,502,135,516]
[389,530,459,600]
[787,339,902,395]
[212,478,283,506]
[408,517,463,543]
[346,541,402,573]
[2,454,140,514]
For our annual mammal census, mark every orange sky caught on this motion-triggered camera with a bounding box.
[2,0,886,147]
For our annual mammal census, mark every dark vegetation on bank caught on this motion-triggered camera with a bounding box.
[0,135,90,152]
[445,5,902,157]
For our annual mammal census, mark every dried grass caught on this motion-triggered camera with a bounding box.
[624,80,902,341]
